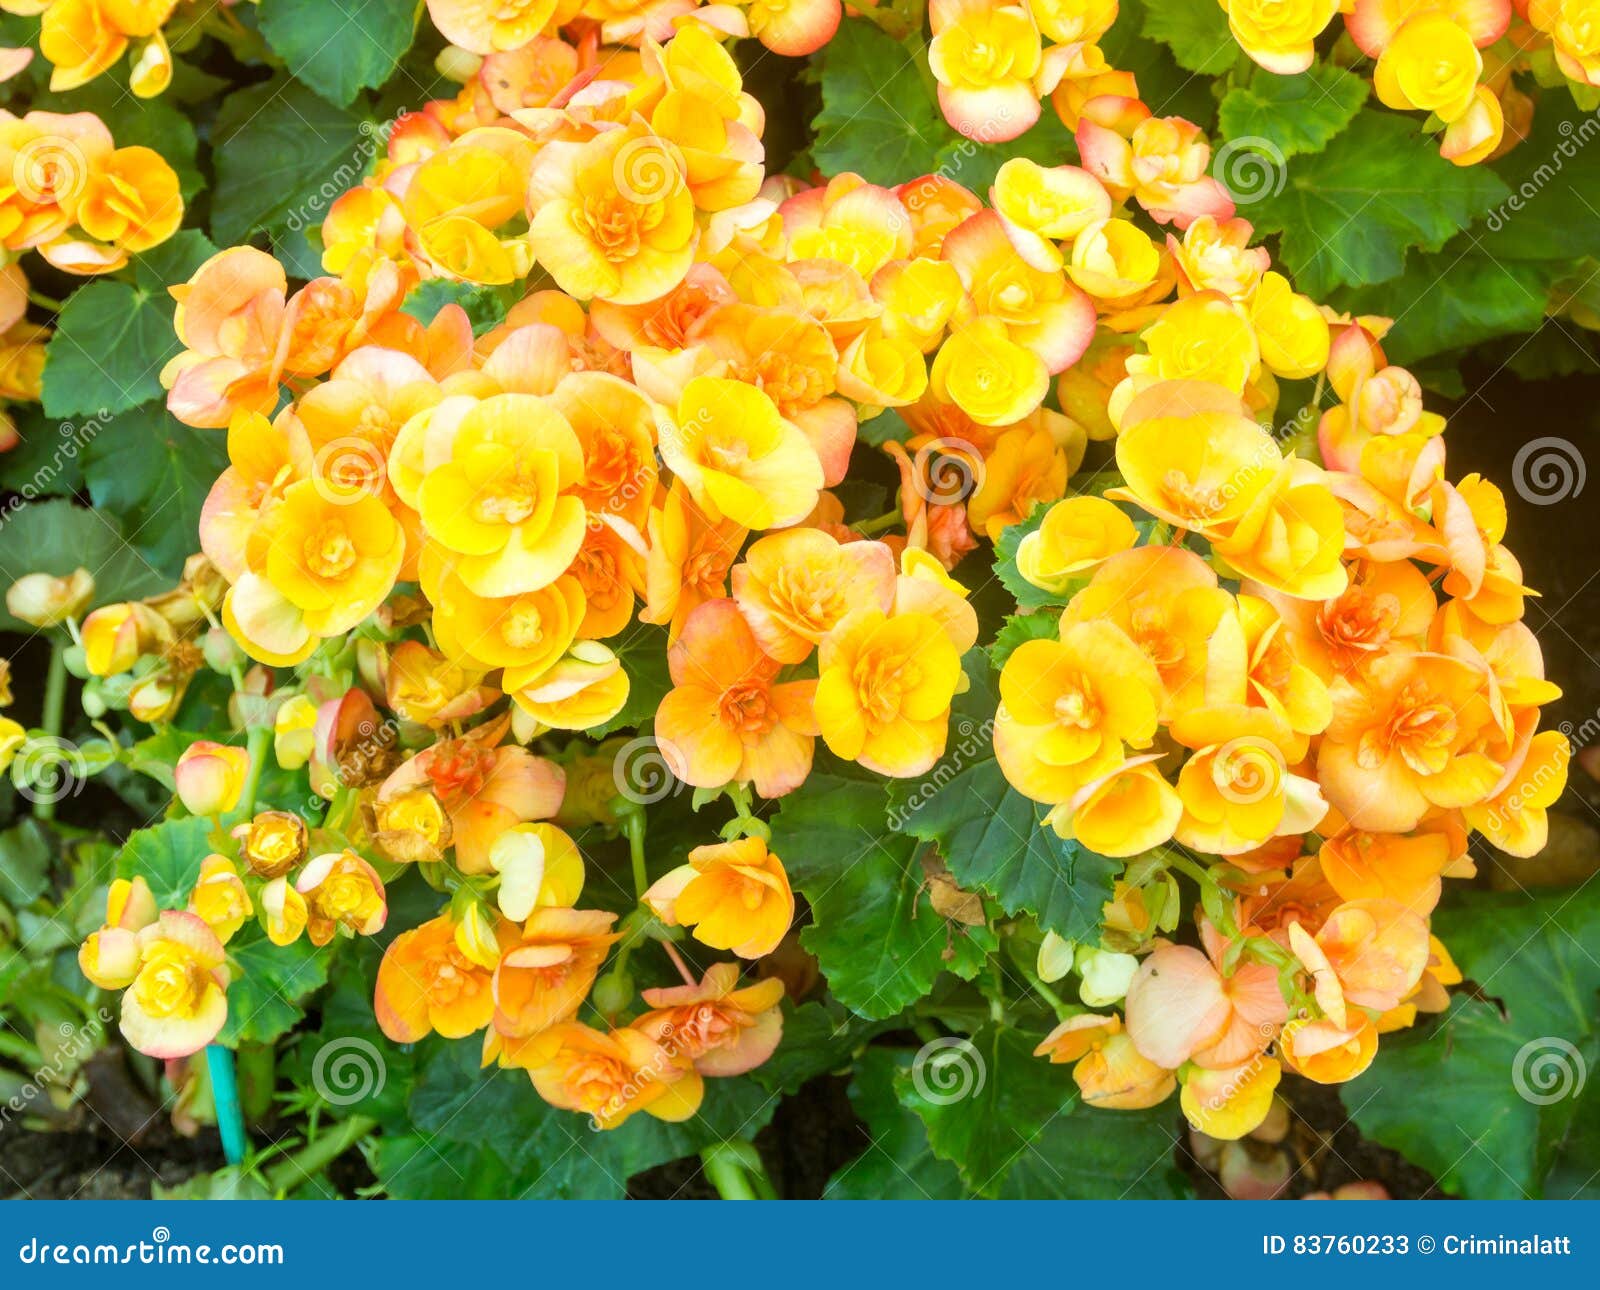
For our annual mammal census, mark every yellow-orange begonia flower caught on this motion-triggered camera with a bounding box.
[643,836,795,959]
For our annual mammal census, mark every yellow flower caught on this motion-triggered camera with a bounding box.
[417,393,587,598]
[254,478,405,636]
[657,376,823,529]
[117,911,229,1060]
[236,810,308,878]
[1221,0,1339,74]
[187,854,252,945]
[1131,291,1258,394]
[526,122,697,305]
[1044,754,1182,857]
[1111,380,1280,534]
[814,608,964,777]
[1014,495,1137,593]
[643,837,794,959]
[1249,272,1329,380]
[929,317,1049,426]
[1374,13,1481,122]
[488,821,586,919]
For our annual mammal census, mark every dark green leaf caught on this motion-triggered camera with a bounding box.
[212,79,377,246]
[258,0,417,108]
[1218,64,1368,158]
[826,1047,969,1198]
[1140,0,1238,74]
[114,816,214,909]
[811,21,958,186]
[0,500,170,630]
[216,927,329,1046]
[1246,111,1509,296]
[1349,882,1600,1198]
[82,403,228,576]
[41,284,179,418]
[770,764,996,1019]
[0,819,53,908]
[888,654,1120,942]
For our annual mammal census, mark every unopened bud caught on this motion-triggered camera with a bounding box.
[7,569,93,628]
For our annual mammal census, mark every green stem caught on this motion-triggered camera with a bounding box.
[1017,962,1072,1022]
[621,808,648,899]
[237,723,271,821]
[35,641,68,821]
[700,1143,774,1200]
[27,290,63,313]
[264,1114,379,1196]
[852,509,902,537]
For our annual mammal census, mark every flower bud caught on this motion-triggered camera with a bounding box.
[7,569,93,628]
[236,810,308,878]
[591,969,636,1017]
[174,740,251,816]
[82,602,169,676]
[202,625,246,675]
[273,694,318,771]
[1076,946,1138,1007]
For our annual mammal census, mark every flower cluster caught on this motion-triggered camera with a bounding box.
[0,107,183,272]
[5,0,190,98]
[1005,316,1567,1138]
[62,3,1560,1140]
[425,0,840,67]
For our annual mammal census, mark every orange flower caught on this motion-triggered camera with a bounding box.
[1318,650,1502,832]
[523,1021,704,1129]
[75,144,181,252]
[655,598,818,798]
[640,482,746,642]
[730,527,896,664]
[492,907,620,1038]
[634,962,786,1075]
[376,912,509,1041]
[380,717,565,874]
[643,836,795,959]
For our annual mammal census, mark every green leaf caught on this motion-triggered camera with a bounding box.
[401,279,515,336]
[770,764,996,1019]
[1333,241,1562,365]
[0,819,53,908]
[826,1048,969,1198]
[897,1023,1187,1197]
[1101,0,1216,125]
[1349,882,1600,1198]
[811,21,958,186]
[992,503,1068,609]
[258,0,417,108]
[0,500,170,631]
[1140,0,1238,74]
[82,403,228,576]
[1246,111,1509,297]
[41,286,179,418]
[114,816,215,909]
[1218,64,1368,158]
[1482,99,1600,261]
[212,79,376,247]
[216,927,329,1046]
[987,610,1059,670]
[751,1001,895,1096]
[887,653,1120,942]
[929,112,1076,194]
